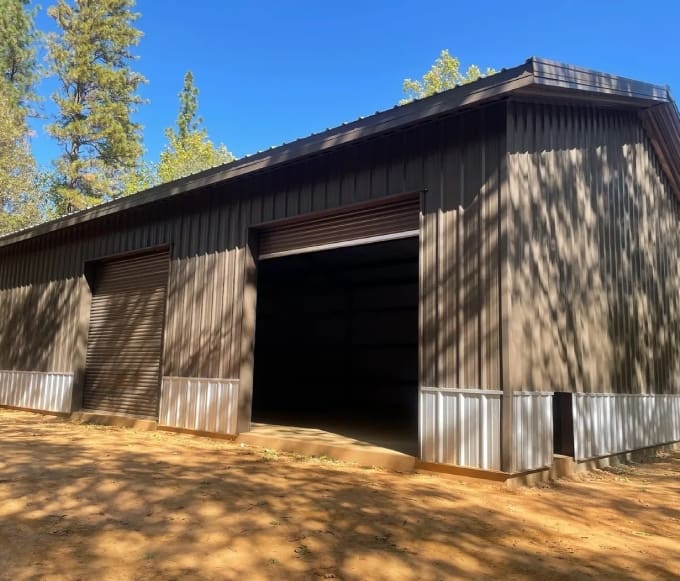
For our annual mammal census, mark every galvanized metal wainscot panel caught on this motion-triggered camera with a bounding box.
[512,392,553,471]
[159,377,239,435]
[0,370,74,413]
[420,388,501,470]
[573,393,680,460]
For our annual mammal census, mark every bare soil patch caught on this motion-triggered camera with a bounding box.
[1,409,679,580]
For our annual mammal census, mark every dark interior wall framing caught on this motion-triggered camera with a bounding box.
[253,239,419,412]
[252,238,420,452]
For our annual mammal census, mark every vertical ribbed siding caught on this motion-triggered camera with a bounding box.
[420,387,501,470]
[507,101,680,395]
[0,103,508,436]
[158,376,239,434]
[421,107,505,392]
[573,393,680,460]
[511,392,553,471]
[0,206,174,376]
[0,238,81,373]
[0,370,74,413]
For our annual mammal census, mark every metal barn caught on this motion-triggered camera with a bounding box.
[1,58,680,474]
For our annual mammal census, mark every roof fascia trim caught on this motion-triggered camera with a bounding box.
[0,62,534,249]
[640,102,680,201]
[529,57,671,102]
[1,58,677,249]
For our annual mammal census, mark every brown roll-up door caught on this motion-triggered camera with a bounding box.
[258,194,420,259]
[83,251,169,418]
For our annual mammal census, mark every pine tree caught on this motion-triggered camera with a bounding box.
[156,71,233,185]
[47,0,146,213]
[175,71,200,142]
[0,0,38,111]
[0,85,39,235]
[0,0,40,234]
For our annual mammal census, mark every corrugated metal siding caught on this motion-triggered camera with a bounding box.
[0,206,175,376]
[422,107,505,392]
[0,257,81,373]
[511,392,553,471]
[573,393,680,460]
[0,370,74,413]
[83,251,168,417]
[0,104,506,396]
[420,387,501,470]
[507,101,680,395]
[159,376,239,434]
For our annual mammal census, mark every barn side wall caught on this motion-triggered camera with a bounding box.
[506,100,680,461]
[0,104,507,466]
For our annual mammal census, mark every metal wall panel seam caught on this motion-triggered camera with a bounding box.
[418,388,501,470]
[0,370,74,413]
[572,393,680,460]
[511,392,553,471]
[158,376,239,435]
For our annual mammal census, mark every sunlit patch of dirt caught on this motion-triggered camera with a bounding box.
[1,409,679,580]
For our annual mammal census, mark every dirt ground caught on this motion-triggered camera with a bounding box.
[1,410,679,580]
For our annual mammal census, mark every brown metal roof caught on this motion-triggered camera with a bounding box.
[1,57,678,249]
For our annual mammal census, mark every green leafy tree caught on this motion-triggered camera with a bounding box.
[121,160,156,195]
[157,71,233,184]
[0,0,38,111]
[401,50,496,104]
[0,85,39,235]
[46,0,146,214]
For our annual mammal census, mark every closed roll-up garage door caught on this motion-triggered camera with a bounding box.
[258,194,420,259]
[83,251,169,418]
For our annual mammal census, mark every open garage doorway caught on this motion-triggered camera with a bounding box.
[251,237,419,456]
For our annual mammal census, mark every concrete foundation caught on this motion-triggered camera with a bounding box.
[237,423,417,472]
[60,410,680,485]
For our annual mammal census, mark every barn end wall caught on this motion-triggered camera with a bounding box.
[0,103,508,468]
[507,100,680,395]
[506,100,680,461]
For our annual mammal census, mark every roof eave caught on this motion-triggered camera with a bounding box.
[0,57,677,249]
[640,101,680,200]
[529,57,671,102]
[0,60,536,249]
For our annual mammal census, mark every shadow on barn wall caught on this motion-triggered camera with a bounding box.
[0,257,80,374]
[507,102,680,396]
[4,101,679,419]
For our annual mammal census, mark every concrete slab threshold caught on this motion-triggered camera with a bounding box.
[236,423,417,472]
[64,411,679,485]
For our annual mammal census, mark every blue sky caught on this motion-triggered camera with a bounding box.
[30,0,680,169]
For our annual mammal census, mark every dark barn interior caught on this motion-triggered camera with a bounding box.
[252,237,419,455]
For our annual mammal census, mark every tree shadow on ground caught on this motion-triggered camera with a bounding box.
[1,411,679,580]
